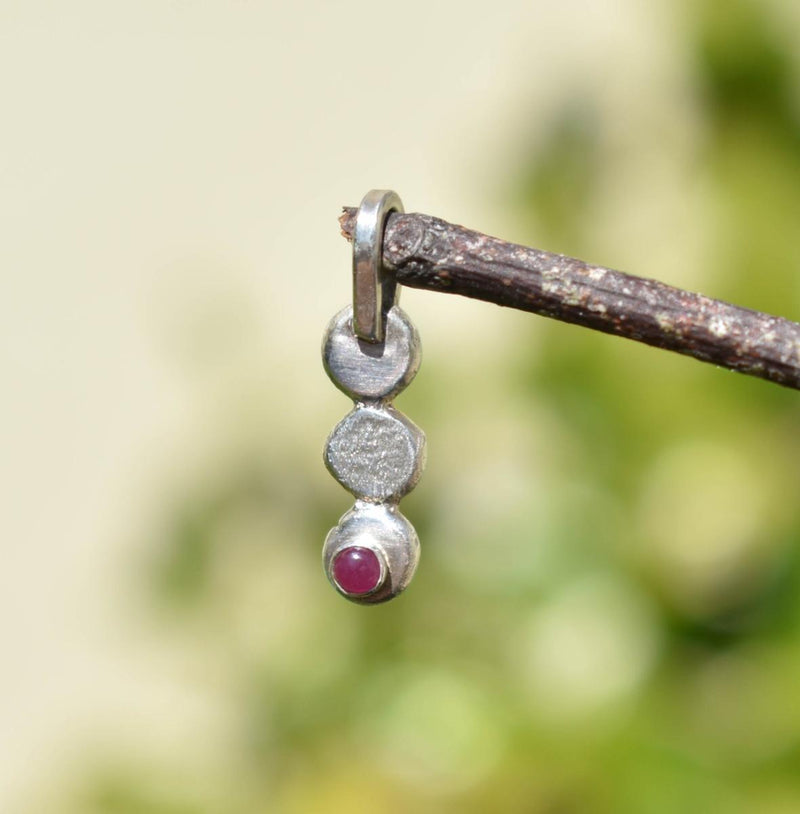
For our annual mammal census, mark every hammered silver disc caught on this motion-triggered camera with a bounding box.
[322,304,421,401]
[324,405,426,502]
[323,502,420,604]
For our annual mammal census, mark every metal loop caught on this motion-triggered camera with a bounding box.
[352,189,404,343]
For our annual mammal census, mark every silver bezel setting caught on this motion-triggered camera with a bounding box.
[322,503,420,605]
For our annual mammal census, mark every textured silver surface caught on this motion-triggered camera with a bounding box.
[352,189,404,343]
[324,404,426,502]
[323,502,420,604]
[322,304,421,401]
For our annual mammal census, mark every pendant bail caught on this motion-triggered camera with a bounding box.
[352,189,404,344]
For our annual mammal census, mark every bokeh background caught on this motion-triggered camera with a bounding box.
[3,0,800,811]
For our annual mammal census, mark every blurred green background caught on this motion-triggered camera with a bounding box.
[3,1,800,812]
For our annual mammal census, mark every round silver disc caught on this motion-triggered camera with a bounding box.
[324,405,426,502]
[322,304,421,401]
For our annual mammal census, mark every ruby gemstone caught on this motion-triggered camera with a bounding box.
[332,546,383,595]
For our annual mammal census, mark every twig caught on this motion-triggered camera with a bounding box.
[340,208,800,391]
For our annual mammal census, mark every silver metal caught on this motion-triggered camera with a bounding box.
[324,404,426,502]
[323,502,420,604]
[322,189,424,605]
[353,189,404,344]
[322,304,421,401]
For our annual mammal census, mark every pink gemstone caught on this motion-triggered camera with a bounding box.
[332,546,383,595]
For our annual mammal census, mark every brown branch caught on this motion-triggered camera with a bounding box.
[340,207,800,391]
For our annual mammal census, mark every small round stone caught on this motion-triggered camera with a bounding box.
[332,546,383,595]
[322,304,421,401]
[324,405,426,502]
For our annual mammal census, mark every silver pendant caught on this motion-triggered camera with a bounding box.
[321,190,425,604]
